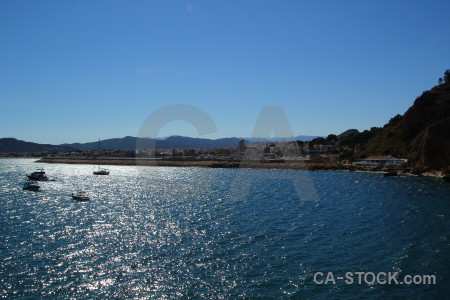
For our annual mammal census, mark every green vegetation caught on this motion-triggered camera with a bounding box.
[336,127,382,148]
[445,69,450,83]
[309,137,327,145]
[355,70,450,170]
[326,134,337,143]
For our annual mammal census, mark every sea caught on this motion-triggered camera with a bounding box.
[1,158,450,299]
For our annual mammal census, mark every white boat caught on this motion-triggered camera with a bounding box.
[23,180,40,191]
[93,138,110,175]
[93,167,109,175]
[26,168,49,181]
[72,191,90,201]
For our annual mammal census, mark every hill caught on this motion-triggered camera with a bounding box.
[357,80,450,170]
[0,138,76,153]
[62,136,245,151]
[1,135,322,154]
[337,129,360,138]
[245,135,322,143]
[337,128,382,148]
[62,135,321,151]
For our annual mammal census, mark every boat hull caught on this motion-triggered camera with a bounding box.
[23,186,40,191]
[93,171,109,175]
[26,174,49,181]
[72,196,90,201]
[72,192,90,201]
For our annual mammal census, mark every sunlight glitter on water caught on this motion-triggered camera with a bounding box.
[1,159,450,298]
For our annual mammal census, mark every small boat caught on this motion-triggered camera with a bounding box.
[93,167,110,175]
[384,170,398,177]
[72,191,90,201]
[26,168,49,181]
[23,180,40,191]
[93,138,110,175]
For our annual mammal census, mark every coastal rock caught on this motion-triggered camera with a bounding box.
[357,82,450,171]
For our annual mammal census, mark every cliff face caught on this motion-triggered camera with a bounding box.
[409,117,450,170]
[358,82,450,170]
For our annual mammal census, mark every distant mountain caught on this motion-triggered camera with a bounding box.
[0,134,324,153]
[162,136,244,149]
[0,138,76,153]
[62,135,321,151]
[357,80,450,170]
[63,136,140,151]
[338,129,359,138]
[245,135,322,143]
[62,136,245,151]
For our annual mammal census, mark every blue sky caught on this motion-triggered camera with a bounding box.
[1,0,449,144]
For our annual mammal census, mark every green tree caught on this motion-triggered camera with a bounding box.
[311,137,327,145]
[387,114,403,126]
[445,69,450,83]
[326,134,337,143]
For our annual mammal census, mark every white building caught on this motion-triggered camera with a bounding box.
[353,156,407,167]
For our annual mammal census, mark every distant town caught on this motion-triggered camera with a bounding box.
[47,139,343,163]
[0,136,345,160]
[0,135,408,169]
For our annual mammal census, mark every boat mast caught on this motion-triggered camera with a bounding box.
[97,138,101,169]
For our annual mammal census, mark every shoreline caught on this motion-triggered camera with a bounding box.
[37,157,335,170]
[35,157,445,177]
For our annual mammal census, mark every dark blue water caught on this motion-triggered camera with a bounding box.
[1,158,449,298]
